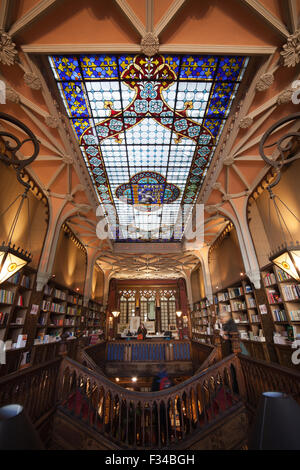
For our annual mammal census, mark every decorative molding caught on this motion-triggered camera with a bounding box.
[21,44,277,55]
[36,271,52,291]
[146,0,154,33]
[24,72,42,90]
[114,0,146,37]
[239,116,253,129]
[140,32,159,56]
[239,0,290,39]
[255,72,274,91]
[0,30,17,65]
[287,0,298,34]
[246,268,261,289]
[281,30,300,67]
[0,0,12,31]
[8,0,59,37]
[205,204,222,215]
[154,0,186,37]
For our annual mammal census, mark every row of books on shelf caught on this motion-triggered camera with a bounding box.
[7,272,31,288]
[248,297,256,308]
[231,301,247,311]
[219,304,231,313]
[53,288,67,300]
[0,312,8,327]
[290,310,300,321]
[273,309,288,322]
[67,294,83,305]
[43,301,66,313]
[228,286,243,298]
[217,292,229,302]
[66,306,80,316]
[264,272,276,286]
[276,268,292,282]
[0,289,14,304]
[267,289,282,304]
[281,284,300,301]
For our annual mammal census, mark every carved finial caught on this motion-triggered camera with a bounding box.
[0,31,17,66]
[140,32,159,57]
[44,114,59,128]
[277,88,293,105]
[212,182,223,191]
[239,116,253,129]
[6,86,20,104]
[255,73,274,92]
[62,155,73,165]
[24,72,42,90]
[223,156,235,166]
[281,30,300,67]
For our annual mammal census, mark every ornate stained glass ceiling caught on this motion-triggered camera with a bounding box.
[49,54,248,241]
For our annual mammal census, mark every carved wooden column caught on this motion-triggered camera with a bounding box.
[230,332,242,354]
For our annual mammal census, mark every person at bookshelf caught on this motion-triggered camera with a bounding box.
[219,312,249,356]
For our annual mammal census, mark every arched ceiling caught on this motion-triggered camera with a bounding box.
[0,0,299,280]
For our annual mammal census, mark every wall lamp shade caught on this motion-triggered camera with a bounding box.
[270,246,300,282]
[112,311,120,318]
[0,404,44,450]
[0,244,31,284]
[176,311,182,317]
[249,392,300,450]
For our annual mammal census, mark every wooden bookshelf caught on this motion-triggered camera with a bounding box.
[0,266,37,350]
[213,278,269,360]
[35,281,104,344]
[191,298,215,344]
[261,264,300,368]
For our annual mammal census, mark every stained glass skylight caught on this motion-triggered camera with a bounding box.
[49,54,248,241]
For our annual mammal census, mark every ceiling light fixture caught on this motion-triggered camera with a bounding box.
[0,113,39,284]
[259,113,300,281]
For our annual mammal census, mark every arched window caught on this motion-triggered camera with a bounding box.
[160,290,177,331]
[119,290,136,323]
[140,290,156,322]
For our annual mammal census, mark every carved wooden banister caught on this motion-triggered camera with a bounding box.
[56,354,242,449]
[239,355,300,408]
[0,358,61,424]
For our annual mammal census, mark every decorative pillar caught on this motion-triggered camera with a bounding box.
[83,247,101,306]
[106,278,117,339]
[177,278,191,338]
[229,196,261,289]
[193,245,213,305]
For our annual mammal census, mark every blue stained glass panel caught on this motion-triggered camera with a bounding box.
[80,55,119,79]
[50,56,82,81]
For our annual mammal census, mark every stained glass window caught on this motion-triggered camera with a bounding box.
[49,54,248,241]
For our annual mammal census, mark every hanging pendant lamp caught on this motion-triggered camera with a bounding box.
[0,113,39,284]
